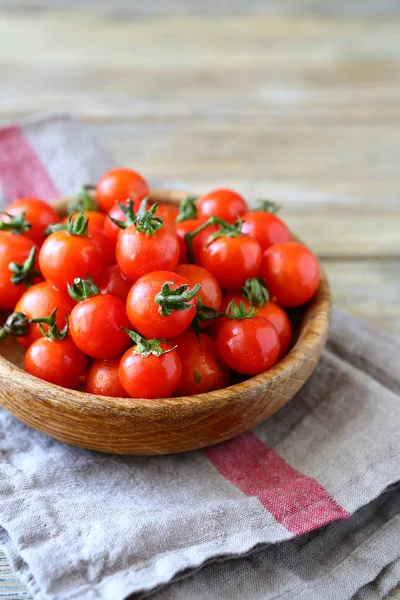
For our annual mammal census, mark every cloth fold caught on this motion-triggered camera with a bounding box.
[0,115,399,600]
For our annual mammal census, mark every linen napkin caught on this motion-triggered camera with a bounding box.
[0,114,399,600]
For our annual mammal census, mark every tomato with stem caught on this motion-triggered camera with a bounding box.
[96,168,149,213]
[103,198,149,242]
[0,197,60,246]
[85,357,129,397]
[0,232,41,310]
[241,200,291,251]
[197,188,248,224]
[175,218,207,264]
[155,203,179,226]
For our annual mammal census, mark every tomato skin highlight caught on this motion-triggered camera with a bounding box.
[199,236,262,290]
[85,357,129,397]
[0,198,60,246]
[69,294,131,359]
[119,343,182,399]
[15,281,75,349]
[24,337,87,390]
[116,223,179,283]
[96,168,149,213]
[216,316,280,375]
[96,265,132,302]
[241,211,291,252]
[126,271,197,340]
[174,331,229,396]
[197,189,248,224]
[262,242,320,308]
[175,264,222,312]
[39,230,102,292]
[0,233,41,310]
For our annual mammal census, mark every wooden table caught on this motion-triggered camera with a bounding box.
[0,1,399,598]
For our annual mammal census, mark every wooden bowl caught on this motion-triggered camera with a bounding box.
[0,189,331,455]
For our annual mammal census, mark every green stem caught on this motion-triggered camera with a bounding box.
[122,328,176,357]
[67,275,99,301]
[9,246,41,287]
[253,199,281,214]
[225,299,259,320]
[67,186,99,214]
[183,216,238,263]
[0,312,30,340]
[191,298,223,338]
[0,212,31,235]
[155,281,202,316]
[30,308,69,340]
[241,278,269,308]
[176,196,198,223]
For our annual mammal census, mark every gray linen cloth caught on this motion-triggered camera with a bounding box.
[0,114,399,600]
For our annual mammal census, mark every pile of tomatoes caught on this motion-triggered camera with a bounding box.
[0,168,320,399]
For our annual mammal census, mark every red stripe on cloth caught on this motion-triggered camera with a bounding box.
[204,432,350,535]
[0,124,59,203]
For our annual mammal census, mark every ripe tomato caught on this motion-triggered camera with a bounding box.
[262,242,320,307]
[85,357,129,397]
[156,203,179,226]
[0,198,60,246]
[103,199,148,243]
[174,331,229,396]
[175,264,222,312]
[216,315,280,375]
[96,168,149,213]
[0,233,41,310]
[24,336,87,389]
[39,217,103,292]
[175,218,206,263]
[14,281,75,349]
[199,236,262,290]
[65,210,106,231]
[119,341,182,399]
[96,265,132,301]
[69,294,131,359]
[89,227,116,267]
[241,211,290,251]
[116,222,179,282]
[197,189,248,224]
[126,271,199,339]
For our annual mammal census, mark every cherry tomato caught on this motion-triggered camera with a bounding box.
[216,316,280,375]
[0,198,60,246]
[175,264,222,311]
[69,294,131,359]
[103,199,148,243]
[0,233,40,310]
[39,225,102,292]
[24,337,87,389]
[96,265,132,301]
[241,211,290,251]
[126,271,198,339]
[197,189,248,224]
[174,331,229,396]
[262,242,320,307]
[199,236,262,290]
[175,218,207,263]
[119,342,182,399]
[15,281,75,349]
[64,211,106,231]
[116,222,179,282]
[155,203,179,226]
[96,168,149,213]
[85,357,129,397]
[89,227,116,267]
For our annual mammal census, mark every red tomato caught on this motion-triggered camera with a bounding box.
[116,222,179,282]
[24,336,87,389]
[65,211,106,230]
[199,236,262,290]
[69,294,130,359]
[0,233,41,310]
[103,199,148,243]
[96,265,132,301]
[197,189,248,224]
[241,211,290,251]
[14,281,75,349]
[262,242,320,307]
[174,331,229,396]
[96,168,149,213]
[216,316,280,375]
[175,264,222,311]
[39,226,102,292]
[175,218,207,263]
[0,198,60,246]
[85,357,129,397]
[89,227,116,267]
[126,271,199,339]
[119,342,182,399]
[156,203,179,226]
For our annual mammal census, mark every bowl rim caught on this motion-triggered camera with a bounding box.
[0,188,331,417]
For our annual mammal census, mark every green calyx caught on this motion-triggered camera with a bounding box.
[0,312,30,340]
[67,185,99,214]
[0,212,32,235]
[9,246,41,287]
[155,281,202,317]
[225,299,258,320]
[109,197,164,236]
[67,212,89,236]
[67,275,99,301]
[122,328,175,358]
[31,308,69,340]
[184,216,243,263]
[191,298,222,338]
[241,278,269,308]
[108,198,137,230]
[176,196,198,223]
[253,199,281,214]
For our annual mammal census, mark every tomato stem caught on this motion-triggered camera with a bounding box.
[191,298,223,338]
[109,197,164,236]
[9,246,41,287]
[0,211,32,235]
[241,278,269,308]
[176,196,198,223]
[31,308,69,340]
[155,281,202,316]
[67,186,99,214]
[225,299,259,320]
[64,212,89,236]
[253,199,281,213]
[0,312,30,340]
[184,216,243,263]
[122,328,176,357]
[67,275,100,301]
